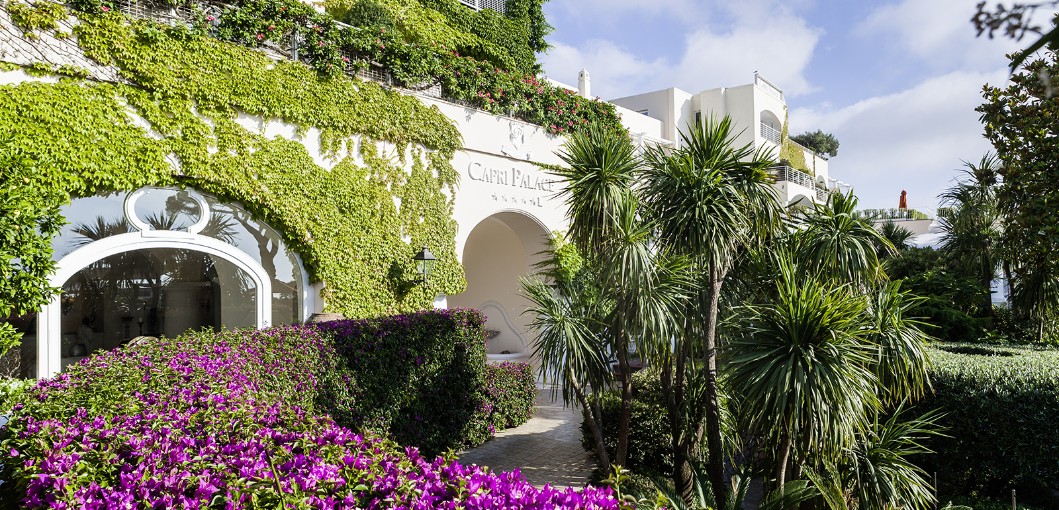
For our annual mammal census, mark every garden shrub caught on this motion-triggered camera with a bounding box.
[920,344,1059,505]
[315,308,489,455]
[581,368,675,476]
[0,325,619,509]
[886,247,988,342]
[480,361,536,430]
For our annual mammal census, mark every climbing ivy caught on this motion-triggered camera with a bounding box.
[6,0,68,38]
[0,9,467,322]
[0,142,67,354]
[779,111,811,175]
[65,0,618,135]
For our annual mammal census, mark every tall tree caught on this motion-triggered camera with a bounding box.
[639,117,781,507]
[797,191,892,288]
[978,46,1059,338]
[937,154,1003,320]
[728,251,879,489]
[541,125,691,469]
[790,130,840,158]
[973,2,1059,70]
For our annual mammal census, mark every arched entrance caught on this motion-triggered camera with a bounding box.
[8,186,311,378]
[448,211,551,365]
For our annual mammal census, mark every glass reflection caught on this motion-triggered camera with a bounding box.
[0,312,37,379]
[50,187,304,325]
[60,248,256,365]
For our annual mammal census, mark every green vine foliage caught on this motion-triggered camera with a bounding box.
[0,10,467,320]
[779,111,811,175]
[0,143,67,353]
[6,0,68,38]
[61,0,618,136]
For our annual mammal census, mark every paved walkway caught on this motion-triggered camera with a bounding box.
[457,388,597,488]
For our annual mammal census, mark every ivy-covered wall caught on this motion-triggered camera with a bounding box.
[0,6,468,318]
[779,111,811,175]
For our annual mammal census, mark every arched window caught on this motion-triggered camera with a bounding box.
[5,186,309,378]
[759,110,782,145]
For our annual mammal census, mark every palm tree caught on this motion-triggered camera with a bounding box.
[797,191,892,287]
[865,281,932,406]
[638,117,781,507]
[727,252,879,489]
[878,220,915,256]
[543,125,692,468]
[938,154,1002,319]
[840,404,944,510]
[522,275,612,468]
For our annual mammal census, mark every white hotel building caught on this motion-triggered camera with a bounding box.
[0,5,844,378]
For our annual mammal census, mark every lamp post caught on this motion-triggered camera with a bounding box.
[412,246,436,284]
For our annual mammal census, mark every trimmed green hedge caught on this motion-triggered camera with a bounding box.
[580,369,676,476]
[921,344,1059,503]
[315,308,489,455]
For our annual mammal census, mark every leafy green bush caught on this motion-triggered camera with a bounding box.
[481,361,536,429]
[886,248,987,342]
[920,344,1059,505]
[316,308,489,455]
[990,305,1057,344]
[581,369,676,476]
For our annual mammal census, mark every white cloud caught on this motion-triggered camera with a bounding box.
[856,0,1020,71]
[672,15,821,96]
[541,0,822,99]
[791,69,1011,212]
[540,40,670,99]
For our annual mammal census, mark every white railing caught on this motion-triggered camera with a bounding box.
[754,72,784,101]
[770,165,815,190]
[760,123,781,145]
[457,0,506,14]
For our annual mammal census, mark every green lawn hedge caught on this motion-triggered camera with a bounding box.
[921,343,1059,504]
[580,369,676,476]
[314,308,535,455]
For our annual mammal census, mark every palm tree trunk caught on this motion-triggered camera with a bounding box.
[661,350,695,504]
[775,430,792,489]
[573,377,611,470]
[703,267,727,510]
[614,334,633,467]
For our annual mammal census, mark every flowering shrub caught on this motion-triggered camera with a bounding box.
[481,361,536,429]
[0,324,620,508]
[315,308,489,455]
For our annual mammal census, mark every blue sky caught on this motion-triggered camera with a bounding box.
[538,0,1029,212]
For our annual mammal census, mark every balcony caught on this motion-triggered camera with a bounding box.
[760,123,781,145]
[854,208,929,221]
[457,0,506,14]
[770,166,831,203]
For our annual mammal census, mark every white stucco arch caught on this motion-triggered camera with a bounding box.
[37,232,272,377]
[448,209,551,366]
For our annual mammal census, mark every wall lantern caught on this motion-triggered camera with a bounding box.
[412,246,436,283]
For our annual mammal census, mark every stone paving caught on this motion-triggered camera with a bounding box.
[457,388,597,488]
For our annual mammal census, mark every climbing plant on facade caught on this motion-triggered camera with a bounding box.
[0,7,468,331]
[0,143,67,353]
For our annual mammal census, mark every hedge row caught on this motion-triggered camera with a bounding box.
[580,369,677,476]
[0,322,610,508]
[921,343,1059,502]
[314,308,533,454]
